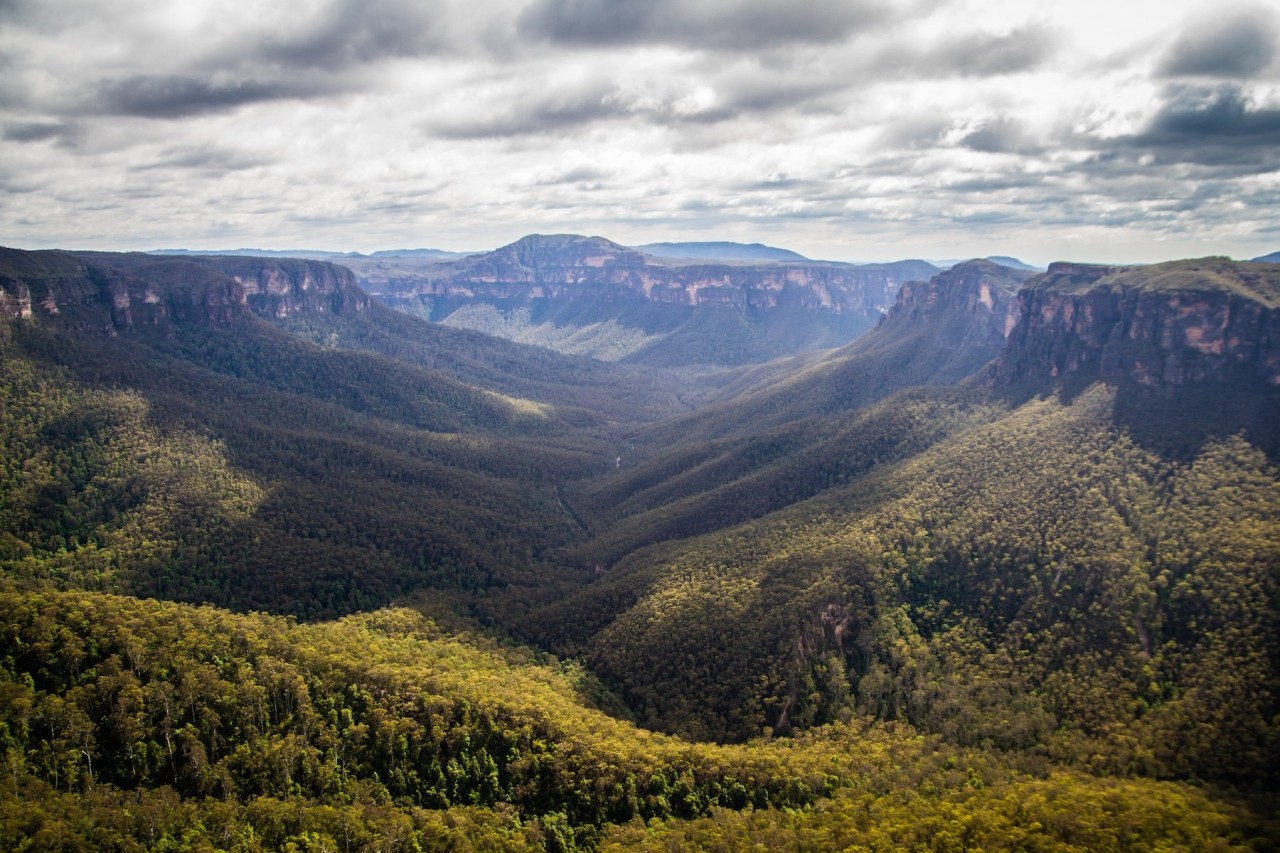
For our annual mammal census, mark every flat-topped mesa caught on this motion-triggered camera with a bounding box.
[998,257,1280,391]
[0,249,369,333]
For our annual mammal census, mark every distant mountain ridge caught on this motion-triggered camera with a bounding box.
[151,247,468,261]
[634,241,809,262]
[363,233,940,366]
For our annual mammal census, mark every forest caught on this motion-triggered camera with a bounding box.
[0,249,1277,849]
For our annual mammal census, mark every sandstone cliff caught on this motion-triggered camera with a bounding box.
[998,258,1280,392]
[360,234,937,365]
[0,249,368,333]
[374,234,932,318]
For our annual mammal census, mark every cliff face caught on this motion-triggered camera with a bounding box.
[998,259,1280,391]
[360,234,938,365]
[879,259,1027,347]
[199,256,370,320]
[370,234,933,319]
[0,249,368,333]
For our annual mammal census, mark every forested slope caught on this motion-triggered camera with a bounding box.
[0,250,687,618]
[0,587,1269,850]
[2,248,1279,849]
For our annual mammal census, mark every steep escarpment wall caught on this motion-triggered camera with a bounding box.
[998,260,1280,392]
[370,234,934,321]
[0,249,369,333]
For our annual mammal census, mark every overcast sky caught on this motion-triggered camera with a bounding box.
[1,0,1278,263]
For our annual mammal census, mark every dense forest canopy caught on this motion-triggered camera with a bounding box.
[1,248,1278,849]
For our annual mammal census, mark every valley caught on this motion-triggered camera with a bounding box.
[1,242,1278,850]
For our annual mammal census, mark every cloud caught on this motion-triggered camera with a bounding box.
[1126,85,1280,168]
[430,79,624,138]
[131,144,266,173]
[924,26,1055,77]
[3,121,71,143]
[253,0,446,69]
[93,74,332,118]
[517,0,892,51]
[1158,6,1278,78]
[959,118,1041,154]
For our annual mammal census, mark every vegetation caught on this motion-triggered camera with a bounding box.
[2,248,1278,847]
[0,588,1271,851]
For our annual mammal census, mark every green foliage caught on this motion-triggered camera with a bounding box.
[534,386,1280,790]
[4,247,1280,848]
[0,588,1267,850]
[0,316,600,618]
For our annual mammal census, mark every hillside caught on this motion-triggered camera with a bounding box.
[0,249,690,620]
[357,234,938,366]
[2,247,1279,848]
[501,255,1280,777]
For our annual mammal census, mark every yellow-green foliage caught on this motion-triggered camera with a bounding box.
[564,386,1280,786]
[0,588,1269,851]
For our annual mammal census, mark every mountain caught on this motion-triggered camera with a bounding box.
[368,247,470,259]
[150,247,362,259]
[2,245,1278,849]
[1252,250,1280,263]
[997,257,1280,454]
[360,234,940,366]
[0,247,690,620]
[930,255,1044,271]
[502,255,1280,759]
[984,255,1043,271]
[634,241,809,261]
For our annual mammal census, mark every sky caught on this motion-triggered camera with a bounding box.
[1,0,1278,264]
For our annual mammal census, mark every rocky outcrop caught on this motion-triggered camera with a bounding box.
[0,248,368,333]
[879,258,1027,347]
[998,259,1280,391]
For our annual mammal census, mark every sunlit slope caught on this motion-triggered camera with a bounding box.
[532,386,1279,789]
[0,587,1268,850]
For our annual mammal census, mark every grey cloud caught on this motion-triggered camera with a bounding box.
[132,145,267,173]
[960,118,1041,154]
[946,174,1046,193]
[1066,86,1280,179]
[551,165,608,183]
[94,75,331,119]
[735,175,816,192]
[517,0,891,51]
[952,211,1019,225]
[858,26,1055,83]
[1131,85,1280,167]
[431,82,621,138]
[878,116,949,150]
[1158,7,1277,78]
[3,121,69,142]
[927,26,1054,77]
[255,0,444,69]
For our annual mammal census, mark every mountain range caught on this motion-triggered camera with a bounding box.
[1,242,1278,849]
[356,234,940,366]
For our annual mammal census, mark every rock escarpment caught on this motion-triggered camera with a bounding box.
[880,258,1026,349]
[0,248,368,333]
[998,258,1280,392]
[363,234,938,365]
[381,234,932,317]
